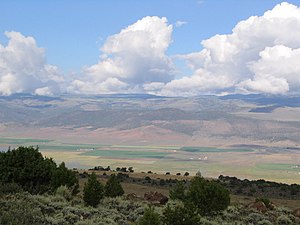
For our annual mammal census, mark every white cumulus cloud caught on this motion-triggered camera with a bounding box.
[2,2,300,97]
[0,31,63,95]
[154,2,300,96]
[70,16,176,94]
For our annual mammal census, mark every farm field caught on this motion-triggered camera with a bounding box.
[1,137,299,184]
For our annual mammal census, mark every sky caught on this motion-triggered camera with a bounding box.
[1,0,300,96]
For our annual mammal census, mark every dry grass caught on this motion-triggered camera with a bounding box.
[78,170,300,210]
[78,175,169,198]
[78,169,193,180]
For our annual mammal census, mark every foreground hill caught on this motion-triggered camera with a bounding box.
[0,147,299,225]
[1,170,300,225]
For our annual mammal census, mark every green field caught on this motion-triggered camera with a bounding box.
[0,137,52,145]
[81,149,168,159]
[180,146,254,153]
[111,145,180,150]
[1,137,299,184]
[40,145,101,151]
[256,163,300,172]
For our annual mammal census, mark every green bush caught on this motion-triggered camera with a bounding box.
[104,174,124,197]
[186,176,230,215]
[83,173,104,207]
[138,206,161,225]
[101,196,145,221]
[198,218,221,225]
[246,212,268,224]
[55,185,73,201]
[0,197,46,225]
[257,219,273,225]
[276,215,293,225]
[75,217,118,225]
[0,182,23,195]
[220,205,241,222]
[162,204,201,225]
[169,180,186,201]
[0,188,299,225]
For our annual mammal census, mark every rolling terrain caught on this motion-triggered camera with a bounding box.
[0,93,300,183]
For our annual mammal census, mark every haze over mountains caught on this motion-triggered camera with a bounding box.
[1,93,300,148]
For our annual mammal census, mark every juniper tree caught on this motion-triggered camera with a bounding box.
[83,173,104,207]
[104,174,124,197]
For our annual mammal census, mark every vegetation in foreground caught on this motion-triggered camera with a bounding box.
[1,189,299,225]
[0,146,299,225]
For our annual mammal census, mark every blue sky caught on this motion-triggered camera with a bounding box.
[1,0,297,71]
[1,1,300,96]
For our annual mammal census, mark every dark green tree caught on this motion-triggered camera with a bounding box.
[186,176,230,215]
[162,205,201,225]
[0,146,56,193]
[169,180,186,201]
[138,206,161,225]
[51,162,79,195]
[83,173,104,207]
[0,146,79,194]
[104,174,124,197]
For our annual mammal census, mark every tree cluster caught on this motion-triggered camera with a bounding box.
[219,175,300,199]
[170,175,230,215]
[0,146,78,194]
[83,173,124,207]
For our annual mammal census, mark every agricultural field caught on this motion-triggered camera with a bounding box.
[1,137,299,184]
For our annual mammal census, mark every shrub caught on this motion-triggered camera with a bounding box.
[198,218,219,225]
[169,181,186,201]
[159,179,166,186]
[220,205,242,222]
[55,185,72,201]
[0,197,46,225]
[0,183,23,195]
[104,174,124,197]
[186,176,230,215]
[162,204,201,225]
[276,215,293,225]
[120,167,127,172]
[83,173,104,207]
[145,176,151,181]
[101,196,145,221]
[246,212,268,224]
[257,219,273,225]
[138,206,161,225]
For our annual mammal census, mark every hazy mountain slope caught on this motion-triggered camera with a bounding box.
[0,94,300,147]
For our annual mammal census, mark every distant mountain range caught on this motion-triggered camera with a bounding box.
[0,93,300,147]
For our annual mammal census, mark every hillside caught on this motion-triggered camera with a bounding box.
[1,94,300,183]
